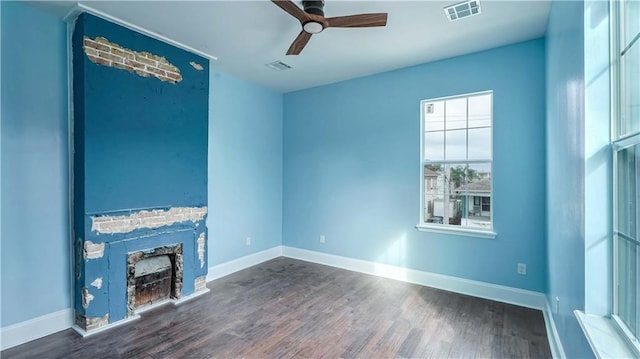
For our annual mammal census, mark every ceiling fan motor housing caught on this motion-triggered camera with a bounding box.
[272,0,388,55]
[302,0,325,16]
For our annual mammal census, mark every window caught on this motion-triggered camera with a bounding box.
[612,0,640,353]
[482,197,491,212]
[419,91,493,235]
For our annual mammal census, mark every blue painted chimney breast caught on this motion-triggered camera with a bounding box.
[72,13,209,332]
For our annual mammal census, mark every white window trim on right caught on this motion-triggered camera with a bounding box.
[611,0,640,355]
[416,90,496,239]
[576,2,640,357]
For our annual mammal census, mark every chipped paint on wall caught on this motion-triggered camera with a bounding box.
[75,313,110,332]
[83,36,182,83]
[82,287,95,308]
[91,206,208,234]
[190,61,204,71]
[84,240,105,259]
[197,232,205,268]
[195,275,207,292]
[90,277,103,289]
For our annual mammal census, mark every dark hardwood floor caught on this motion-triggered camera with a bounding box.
[2,257,551,358]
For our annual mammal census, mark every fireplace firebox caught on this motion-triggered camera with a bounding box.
[127,244,183,315]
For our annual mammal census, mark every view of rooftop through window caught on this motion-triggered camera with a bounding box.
[421,92,493,231]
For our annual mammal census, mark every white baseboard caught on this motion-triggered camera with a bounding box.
[0,308,73,351]
[2,246,554,353]
[72,288,212,338]
[173,288,210,305]
[281,248,567,355]
[71,314,140,338]
[543,300,567,359]
[0,246,282,350]
[283,246,565,356]
[281,246,547,310]
[206,246,283,282]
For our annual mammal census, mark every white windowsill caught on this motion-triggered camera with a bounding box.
[575,310,638,359]
[415,224,496,239]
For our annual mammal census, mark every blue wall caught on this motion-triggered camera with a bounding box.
[207,71,283,265]
[1,1,71,326]
[545,1,594,357]
[283,39,548,292]
[1,3,606,356]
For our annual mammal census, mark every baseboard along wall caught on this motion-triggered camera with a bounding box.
[1,245,564,357]
[1,308,74,351]
[543,299,567,359]
[281,246,547,310]
[206,246,283,282]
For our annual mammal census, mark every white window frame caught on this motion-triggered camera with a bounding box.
[612,136,640,356]
[611,0,640,355]
[576,3,639,357]
[416,90,496,239]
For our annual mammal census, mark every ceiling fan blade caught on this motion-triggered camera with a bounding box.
[271,0,310,24]
[326,13,388,28]
[287,30,313,55]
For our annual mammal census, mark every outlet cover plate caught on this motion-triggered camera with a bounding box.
[517,263,526,275]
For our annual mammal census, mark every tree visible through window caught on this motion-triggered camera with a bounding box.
[421,92,493,231]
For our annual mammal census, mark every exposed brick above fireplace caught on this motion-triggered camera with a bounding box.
[83,36,183,84]
[91,206,207,234]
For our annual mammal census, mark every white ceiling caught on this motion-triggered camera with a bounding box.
[32,0,551,93]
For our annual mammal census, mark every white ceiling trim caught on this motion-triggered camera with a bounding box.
[62,2,218,62]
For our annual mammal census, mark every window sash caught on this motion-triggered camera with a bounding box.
[614,0,640,139]
[420,91,493,231]
[612,0,640,352]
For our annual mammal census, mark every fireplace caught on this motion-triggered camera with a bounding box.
[127,244,183,315]
[71,12,210,334]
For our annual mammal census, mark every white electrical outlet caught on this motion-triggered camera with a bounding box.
[319,235,325,244]
[517,263,527,275]
[246,237,251,246]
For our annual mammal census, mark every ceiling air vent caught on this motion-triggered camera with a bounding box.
[444,0,481,21]
[265,60,292,71]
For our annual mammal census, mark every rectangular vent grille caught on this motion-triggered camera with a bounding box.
[265,60,292,71]
[444,0,481,21]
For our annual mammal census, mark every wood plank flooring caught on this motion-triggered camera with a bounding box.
[2,257,551,358]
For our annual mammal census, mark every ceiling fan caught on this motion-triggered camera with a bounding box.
[271,0,388,55]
